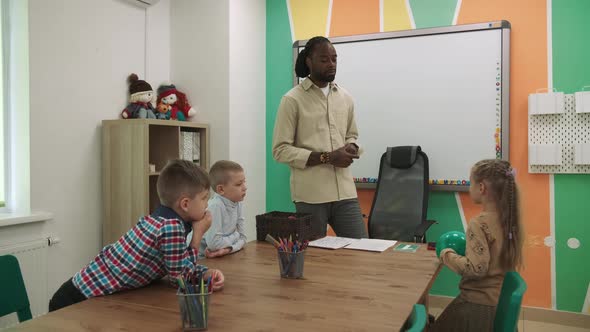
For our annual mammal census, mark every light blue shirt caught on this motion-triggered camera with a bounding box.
[187,193,247,259]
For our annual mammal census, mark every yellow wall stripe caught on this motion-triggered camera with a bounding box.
[289,0,331,41]
[383,0,412,31]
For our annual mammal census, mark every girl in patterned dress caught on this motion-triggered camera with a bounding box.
[431,159,524,332]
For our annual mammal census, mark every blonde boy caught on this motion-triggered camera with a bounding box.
[49,160,224,311]
[197,160,247,259]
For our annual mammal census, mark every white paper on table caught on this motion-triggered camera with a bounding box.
[342,238,398,252]
[308,236,355,249]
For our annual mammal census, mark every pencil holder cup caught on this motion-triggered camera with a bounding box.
[177,290,212,331]
[277,250,305,279]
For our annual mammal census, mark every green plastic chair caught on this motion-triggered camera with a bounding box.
[0,255,32,322]
[405,304,427,332]
[494,271,527,332]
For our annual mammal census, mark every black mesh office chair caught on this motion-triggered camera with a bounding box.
[367,146,436,242]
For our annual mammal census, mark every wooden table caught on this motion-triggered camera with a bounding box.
[10,242,441,332]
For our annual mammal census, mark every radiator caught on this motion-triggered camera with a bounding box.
[0,238,49,328]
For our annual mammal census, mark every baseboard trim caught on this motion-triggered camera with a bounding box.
[429,295,590,329]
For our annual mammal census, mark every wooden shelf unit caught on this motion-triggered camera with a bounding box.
[102,119,209,245]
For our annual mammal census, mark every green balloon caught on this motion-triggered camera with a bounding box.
[436,231,466,257]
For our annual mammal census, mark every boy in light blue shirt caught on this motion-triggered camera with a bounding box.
[188,160,247,259]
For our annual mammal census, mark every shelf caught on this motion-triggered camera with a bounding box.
[102,119,210,246]
[103,118,209,129]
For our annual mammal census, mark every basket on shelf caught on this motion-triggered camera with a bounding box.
[255,211,322,242]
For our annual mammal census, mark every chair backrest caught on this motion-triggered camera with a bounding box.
[0,255,32,322]
[406,304,427,332]
[494,271,527,332]
[368,146,429,241]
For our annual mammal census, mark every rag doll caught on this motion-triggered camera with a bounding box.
[121,74,156,119]
[156,84,197,121]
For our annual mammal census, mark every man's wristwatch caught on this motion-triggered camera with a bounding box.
[320,152,331,164]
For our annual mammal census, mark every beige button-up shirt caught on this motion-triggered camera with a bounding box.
[272,78,360,204]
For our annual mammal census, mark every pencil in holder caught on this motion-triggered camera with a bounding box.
[277,250,305,279]
[177,289,212,331]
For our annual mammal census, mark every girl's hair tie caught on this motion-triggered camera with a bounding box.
[505,168,516,178]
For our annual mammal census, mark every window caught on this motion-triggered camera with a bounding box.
[0,0,30,217]
[1,0,8,208]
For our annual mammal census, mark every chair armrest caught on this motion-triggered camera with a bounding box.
[413,220,437,243]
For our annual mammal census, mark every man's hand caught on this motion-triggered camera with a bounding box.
[330,145,359,167]
[192,210,212,237]
[344,143,359,155]
[205,247,231,258]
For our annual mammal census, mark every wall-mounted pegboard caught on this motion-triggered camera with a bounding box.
[529,94,590,173]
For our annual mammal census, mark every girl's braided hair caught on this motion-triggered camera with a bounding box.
[472,159,523,270]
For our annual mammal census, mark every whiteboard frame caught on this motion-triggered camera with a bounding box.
[292,21,511,192]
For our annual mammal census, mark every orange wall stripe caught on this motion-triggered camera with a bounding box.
[289,0,331,41]
[458,0,551,308]
[383,0,413,31]
[329,0,380,37]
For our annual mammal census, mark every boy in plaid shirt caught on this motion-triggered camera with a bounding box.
[49,160,224,311]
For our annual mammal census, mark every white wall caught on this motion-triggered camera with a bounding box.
[170,0,230,164]
[0,0,265,311]
[229,0,266,241]
[146,0,171,87]
[0,0,170,302]
[170,0,266,241]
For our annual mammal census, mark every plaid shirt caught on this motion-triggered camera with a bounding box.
[73,206,206,298]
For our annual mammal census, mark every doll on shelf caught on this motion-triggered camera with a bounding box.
[121,73,157,119]
[156,84,196,121]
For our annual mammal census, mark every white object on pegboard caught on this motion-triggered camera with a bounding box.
[574,143,590,165]
[575,88,590,114]
[529,144,562,165]
[529,94,590,173]
[529,91,565,115]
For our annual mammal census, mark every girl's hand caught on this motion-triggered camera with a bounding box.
[439,248,457,263]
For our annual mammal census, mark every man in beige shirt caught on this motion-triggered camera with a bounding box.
[272,36,367,238]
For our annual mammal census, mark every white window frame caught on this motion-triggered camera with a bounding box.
[0,0,6,210]
[0,0,15,214]
[0,0,51,225]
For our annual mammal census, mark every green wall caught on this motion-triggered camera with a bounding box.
[266,0,296,213]
[553,0,590,312]
[426,192,463,296]
[409,0,458,29]
[265,0,465,298]
[265,0,590,311]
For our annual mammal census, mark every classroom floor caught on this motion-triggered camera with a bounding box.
[429,305,590,332]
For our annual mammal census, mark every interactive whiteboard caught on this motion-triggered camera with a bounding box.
[294,21,510,191]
